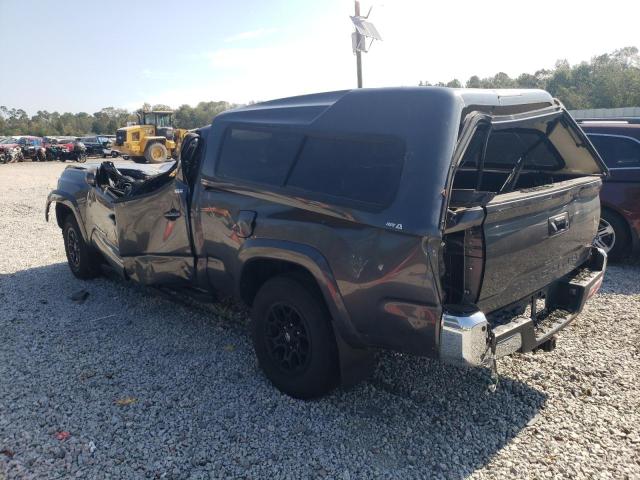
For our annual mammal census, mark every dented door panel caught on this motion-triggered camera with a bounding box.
[113,178,194,284]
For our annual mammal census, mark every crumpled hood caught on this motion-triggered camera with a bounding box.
[0,143,19,150]
[66,160,175,175]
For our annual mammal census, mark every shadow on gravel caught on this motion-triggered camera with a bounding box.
[1,263,547,479]
[601,258,640,295]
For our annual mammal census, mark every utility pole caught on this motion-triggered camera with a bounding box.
[355,1,363,88]
[350,2,381,89]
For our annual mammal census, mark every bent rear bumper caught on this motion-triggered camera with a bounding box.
[439,247,607,367]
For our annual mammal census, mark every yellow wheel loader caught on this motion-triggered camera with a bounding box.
[113,110,187,163]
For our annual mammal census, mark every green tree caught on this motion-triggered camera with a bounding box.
[425,46,640,110]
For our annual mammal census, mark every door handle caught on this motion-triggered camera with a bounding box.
[164,209,181,221]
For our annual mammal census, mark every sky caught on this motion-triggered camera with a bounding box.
[0,0,638,114]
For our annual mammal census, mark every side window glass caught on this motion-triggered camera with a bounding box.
[217,128,303,186]
[287,135,405,206]
[589,135,640,168]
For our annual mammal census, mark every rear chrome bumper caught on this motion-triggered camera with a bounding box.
[440,311,490,367]
[439,247,607,367]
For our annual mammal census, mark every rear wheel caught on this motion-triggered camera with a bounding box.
[144,143,168,163]
[251,276,339,399]
[596,209,630,261]
[62,216,101,279]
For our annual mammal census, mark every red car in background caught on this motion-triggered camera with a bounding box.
[44,137,87,162]
[0,136,46,162]
[579,120,640,260]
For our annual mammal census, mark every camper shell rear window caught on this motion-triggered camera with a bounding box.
[451,112,604,203]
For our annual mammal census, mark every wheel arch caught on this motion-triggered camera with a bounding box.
[237,239,376,386]
[144,137,167,147]
[46,192,88,241]
[237,240,354,337]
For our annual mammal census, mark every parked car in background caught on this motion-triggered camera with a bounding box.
[0,137,25,163]
[45,137,87,163]
[47,88,608,399]
[19,136,46,161]
[79,135,118,158]
[579,120,640,260]
[0,136,45,162]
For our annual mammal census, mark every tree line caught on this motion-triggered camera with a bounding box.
[419,47,640,110]
[0,101,237,137]
[2,47,639,137]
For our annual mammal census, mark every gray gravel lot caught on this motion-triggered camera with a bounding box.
[1,162,639,479]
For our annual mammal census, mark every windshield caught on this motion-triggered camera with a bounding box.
[143,112,172,127]
[0,137,18,144]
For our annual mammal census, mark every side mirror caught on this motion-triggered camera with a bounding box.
[86,172,96,187]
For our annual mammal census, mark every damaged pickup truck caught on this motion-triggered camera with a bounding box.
[47,88,608,399]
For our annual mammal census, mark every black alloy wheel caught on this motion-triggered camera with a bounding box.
[67,227,81,268]
[264,302,312,374]
[62,217,101,279]
[251,275,339,399]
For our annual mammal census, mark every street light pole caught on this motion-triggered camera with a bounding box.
[355,1,363,88]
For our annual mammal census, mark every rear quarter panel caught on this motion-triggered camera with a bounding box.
[195,184,442,356]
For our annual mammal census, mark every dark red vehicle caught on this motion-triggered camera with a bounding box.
[579,120,640,260]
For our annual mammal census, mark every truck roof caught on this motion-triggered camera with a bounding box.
[206,87,562,237]
[218,87,556,127]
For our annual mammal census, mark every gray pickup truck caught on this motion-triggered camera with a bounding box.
[47,88,608,398]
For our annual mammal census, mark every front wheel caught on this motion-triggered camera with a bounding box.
[251,276,339,399]
[62,216,101,279]
[144,143,168,163]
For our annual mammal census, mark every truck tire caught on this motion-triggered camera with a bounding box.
[62,216,101,279]
[597,209,631,261]
[144,143,168,163]
[251,275,339,399]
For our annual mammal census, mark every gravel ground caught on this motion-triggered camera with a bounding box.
[1,162,639,480]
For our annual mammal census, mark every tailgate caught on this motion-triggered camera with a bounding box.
[479,177,601,313]
[446,107,607,313]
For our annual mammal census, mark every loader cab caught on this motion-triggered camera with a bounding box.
[139,111,174,128]
[138,111,175,140]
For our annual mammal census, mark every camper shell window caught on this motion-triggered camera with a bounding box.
[450,112,604,206]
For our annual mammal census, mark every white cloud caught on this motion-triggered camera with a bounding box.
[123,0,640,110]
[224,28,278,43]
